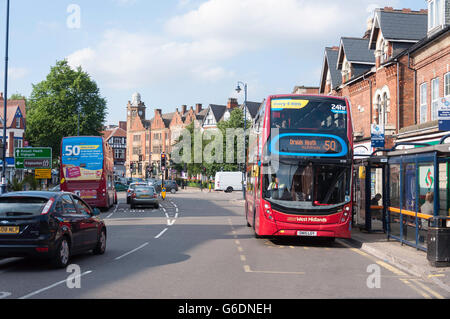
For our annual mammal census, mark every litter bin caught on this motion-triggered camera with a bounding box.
[427,217,450,267]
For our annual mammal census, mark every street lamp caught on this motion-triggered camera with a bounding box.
[1,0,10,194]
[235,81,247,200]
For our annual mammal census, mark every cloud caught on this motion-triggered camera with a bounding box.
[8,67,29,80]
[67,30,236,89]
[166,0,350,49]
[66,0,396,90]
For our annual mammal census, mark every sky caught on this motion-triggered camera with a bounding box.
[0,0,429,125]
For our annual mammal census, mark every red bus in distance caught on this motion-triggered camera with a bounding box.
[60,136,116,209]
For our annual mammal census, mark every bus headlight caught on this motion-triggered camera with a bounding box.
[264,203,273,220]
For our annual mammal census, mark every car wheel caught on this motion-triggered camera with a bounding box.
[225,187,233,193]
[155,203,159,209]
[51,237,70,268]
[93,229,106,255]
[127,197,130,204]
[170,189,176,194]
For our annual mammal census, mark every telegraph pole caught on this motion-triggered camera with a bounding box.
[1,0,10,194]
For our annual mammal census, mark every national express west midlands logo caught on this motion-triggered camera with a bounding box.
[425,168,434,189]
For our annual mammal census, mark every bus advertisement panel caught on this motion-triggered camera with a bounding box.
[61,136,115,209]
[246,95,353,239]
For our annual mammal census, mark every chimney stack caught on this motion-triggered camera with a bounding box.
[0,92,3,99]
[119,121,127,131]
[195,103,202,114]
[181,105,187,114]
[227,98,238,109]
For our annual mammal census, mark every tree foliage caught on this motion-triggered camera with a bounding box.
[171,107,249,178]
[25,60,107,158]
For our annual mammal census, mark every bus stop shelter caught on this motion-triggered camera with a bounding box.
[353,156,388,233]
[385,142,450,251]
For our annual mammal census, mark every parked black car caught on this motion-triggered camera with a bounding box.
[0,191,107,268]
[153,180,178,193]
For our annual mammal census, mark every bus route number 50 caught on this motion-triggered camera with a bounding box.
[65,145,81,156]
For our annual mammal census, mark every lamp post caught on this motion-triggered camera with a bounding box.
[1,0,10,194]
[235,81,247,200]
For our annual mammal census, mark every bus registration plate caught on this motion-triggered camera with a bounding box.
[297,231,317,237]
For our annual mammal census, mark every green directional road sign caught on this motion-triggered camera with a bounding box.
[15,147,52,169]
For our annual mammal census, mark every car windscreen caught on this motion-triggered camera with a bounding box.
[0,197,50,216]
[135,187,154,194]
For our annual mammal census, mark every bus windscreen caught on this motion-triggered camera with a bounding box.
[62,137,104,181]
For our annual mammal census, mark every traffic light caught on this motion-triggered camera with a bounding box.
[161,153,167,169]
[130,162,135,171]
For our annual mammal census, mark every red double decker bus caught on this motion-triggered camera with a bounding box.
[60,136,116,209]
[246,95,353,239]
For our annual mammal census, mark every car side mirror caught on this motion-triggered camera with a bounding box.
[92,208,101,216]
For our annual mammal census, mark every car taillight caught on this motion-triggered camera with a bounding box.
[264,203,273,220]
[341,204,351,223]
[132,193,136,198]
[153,194,157,198]
[41,198,55,215]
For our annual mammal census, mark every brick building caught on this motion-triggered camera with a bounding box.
[396,0,450,146]
[319,7,430,156]
[126,92,151,178]
[0,93,26,183]
[102,125,127,179]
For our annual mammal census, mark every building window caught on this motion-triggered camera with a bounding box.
[445,72,450,97]
[114,149,125,159]
[431,78,440,121]
[133,135,141,142]
[428,0,443,30]
[420,83,428,124]
[133,147,140,155]
[15,118,20,128]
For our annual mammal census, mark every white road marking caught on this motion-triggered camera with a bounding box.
[19,271,93,299]
[155,228,168,239]
[175,213,178,219]
[167,219,176,226]
[0,292,11,299]
[106,213,113,219]
[115,243,149,260]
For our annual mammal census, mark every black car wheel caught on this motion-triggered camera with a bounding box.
[93,229,106,255]
[225,187,233,193]
[51,237,70,268]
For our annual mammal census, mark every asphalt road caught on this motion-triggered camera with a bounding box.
[0,189,448,300]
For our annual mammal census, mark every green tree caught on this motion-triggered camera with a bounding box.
[171,108,249,178]
[25,60,107,159]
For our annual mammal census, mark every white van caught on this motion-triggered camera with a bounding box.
[214,172,243,192]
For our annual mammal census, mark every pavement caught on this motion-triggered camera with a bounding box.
[349,228,450,294]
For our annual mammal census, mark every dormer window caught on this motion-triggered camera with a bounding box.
[428,0,443,31]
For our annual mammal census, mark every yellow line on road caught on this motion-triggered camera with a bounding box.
[411,279,444,299]
[400,279,431,299]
